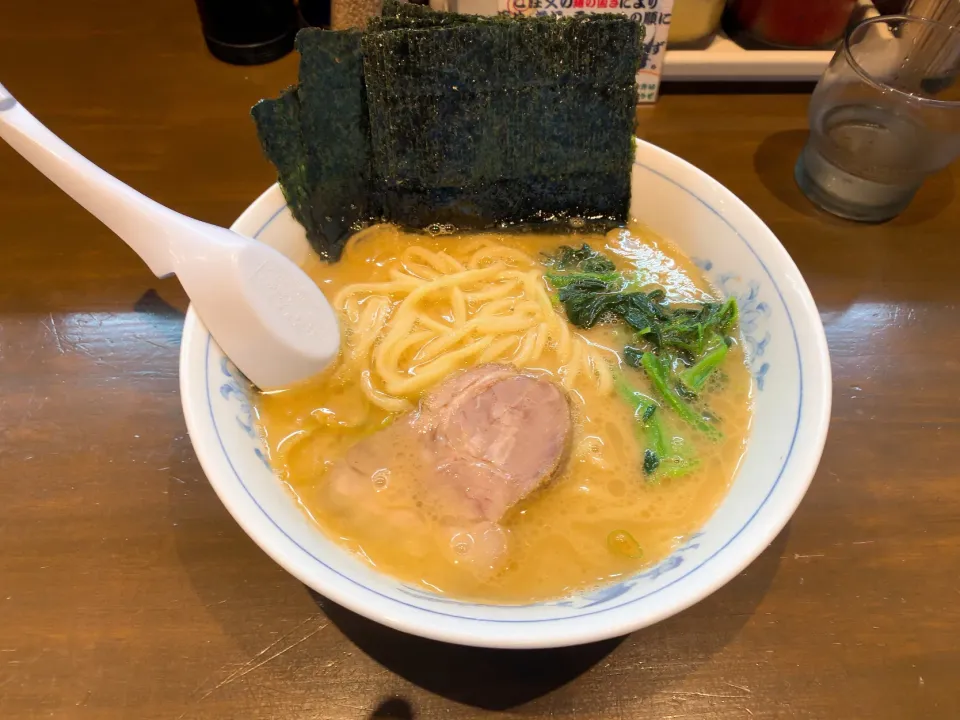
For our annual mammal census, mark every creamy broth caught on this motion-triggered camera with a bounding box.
[255,224,752,603]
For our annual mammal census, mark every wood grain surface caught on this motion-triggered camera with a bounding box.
[1,2,958,718]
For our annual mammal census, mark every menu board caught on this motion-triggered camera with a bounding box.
[496,0,674,102]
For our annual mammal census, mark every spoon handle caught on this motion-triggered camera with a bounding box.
[0,81,184,277]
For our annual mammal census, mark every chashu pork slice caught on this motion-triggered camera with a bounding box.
[322,364,573,570]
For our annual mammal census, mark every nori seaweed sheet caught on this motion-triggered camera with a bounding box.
[252,2,644,258]
[370,0,486,30]
[362,12,642,229]
[295,29,377,260]
[252,31,374,261]
[250,88,315,237]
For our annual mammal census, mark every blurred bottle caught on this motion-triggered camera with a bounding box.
[669,0,726,47]
[726,0,858,49]
[872,0,907,12]
[300,0,332,27]
[195,0,298,65]
[331,0,383,29]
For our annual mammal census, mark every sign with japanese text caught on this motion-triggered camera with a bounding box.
[497,0,673,103]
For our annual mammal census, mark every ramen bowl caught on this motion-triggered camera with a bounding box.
[179,139,831,649]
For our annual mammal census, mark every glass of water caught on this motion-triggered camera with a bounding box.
[795,15,960,222]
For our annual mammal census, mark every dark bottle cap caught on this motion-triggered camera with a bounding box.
[202,29,297,65]
[299,0,331,28]
[195,0,298,65]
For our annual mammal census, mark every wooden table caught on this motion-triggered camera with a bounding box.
[1,3,958,719]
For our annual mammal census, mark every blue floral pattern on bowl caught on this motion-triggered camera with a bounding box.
[394,532,706,610]
[552,533,705,609]
[219,357,271,470]
[693,257,772,391]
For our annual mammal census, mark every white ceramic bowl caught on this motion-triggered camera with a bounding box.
[180,139,832,649]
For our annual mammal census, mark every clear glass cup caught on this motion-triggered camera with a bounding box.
[795,15,960,222]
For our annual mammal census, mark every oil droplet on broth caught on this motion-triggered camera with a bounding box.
[608,529,644,559]
[371,468,390,492]
[450,531,472,556]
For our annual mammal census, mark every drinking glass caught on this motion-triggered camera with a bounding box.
[795,15,960,222]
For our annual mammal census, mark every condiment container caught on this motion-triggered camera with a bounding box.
[727,0,859,49]
[331,0,383,29]
[300,0,332,27]
[194,0,298,65]
[669,0,727,46]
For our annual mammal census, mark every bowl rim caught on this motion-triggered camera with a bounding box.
[180,139,832,648]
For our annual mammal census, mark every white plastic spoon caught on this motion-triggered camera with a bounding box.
[0,82,339,390]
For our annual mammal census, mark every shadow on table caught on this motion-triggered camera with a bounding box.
[307,526,789,716]
[170,468,788,717]
[133,287,188,319]
[368,698,414,720]
[310,592,625,712]
[753,129,956,225]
